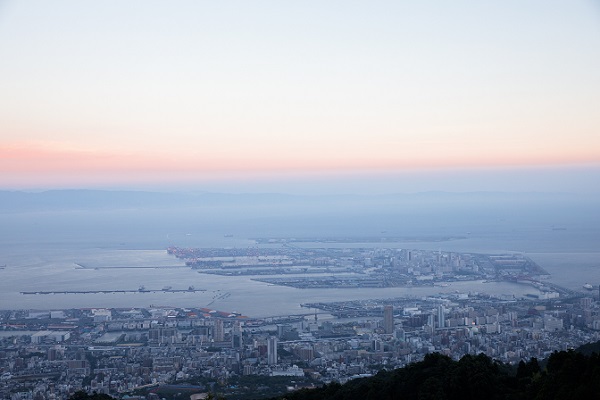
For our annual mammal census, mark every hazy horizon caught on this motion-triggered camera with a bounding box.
[1,0,599,308]
[2,164,600,196]
[1,187,599,314]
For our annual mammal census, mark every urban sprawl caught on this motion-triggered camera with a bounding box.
[2,245,599,399]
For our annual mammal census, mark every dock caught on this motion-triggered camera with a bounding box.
[21,288,206,295]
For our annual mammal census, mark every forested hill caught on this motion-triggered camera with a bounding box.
[269,350,600,400]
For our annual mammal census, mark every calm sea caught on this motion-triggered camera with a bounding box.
[0,204,598,317]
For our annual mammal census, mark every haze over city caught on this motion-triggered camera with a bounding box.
[1,2,600,399]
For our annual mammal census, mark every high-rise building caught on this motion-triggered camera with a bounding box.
[232,321,243,348]
[213,319,224,342]
[427,314,435,328]
[395,328,405,342]
[267,336,278,365]
[383,305,394,334]
[437,305,445,329]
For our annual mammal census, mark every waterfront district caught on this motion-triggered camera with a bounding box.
[168,245,554,290]
[2,246,600,400]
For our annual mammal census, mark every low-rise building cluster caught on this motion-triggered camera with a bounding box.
[1,291,600,399]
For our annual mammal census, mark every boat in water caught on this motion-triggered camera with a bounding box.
[583,283,594,290]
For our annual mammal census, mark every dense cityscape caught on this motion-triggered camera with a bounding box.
[2,1,599,399]
[2,246,600,399]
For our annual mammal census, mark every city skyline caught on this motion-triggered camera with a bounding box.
[1,1,599,193]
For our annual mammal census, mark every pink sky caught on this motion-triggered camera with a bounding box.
[0,1,599,192]
[1,140,598,190]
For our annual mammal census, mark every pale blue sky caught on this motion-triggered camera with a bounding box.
[0,1,599,192]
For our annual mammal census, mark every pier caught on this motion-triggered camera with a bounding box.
[20,288,206,295]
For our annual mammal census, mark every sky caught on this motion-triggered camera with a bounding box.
[0,1,599,193]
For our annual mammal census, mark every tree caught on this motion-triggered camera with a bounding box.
[68,391,115,400]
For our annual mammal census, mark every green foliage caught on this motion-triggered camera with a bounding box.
[68,391,115,400]
[206,394,227,400]
[218,375,317,400]
[270,348,600,400]
[532,350,600,400]
[574,340,600,356]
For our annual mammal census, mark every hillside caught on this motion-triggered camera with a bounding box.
[269,350,600,400]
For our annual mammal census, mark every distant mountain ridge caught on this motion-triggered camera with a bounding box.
[0,189,587,213]
[0,190,302,212]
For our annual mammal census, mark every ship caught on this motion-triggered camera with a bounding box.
[583,283,594,290]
